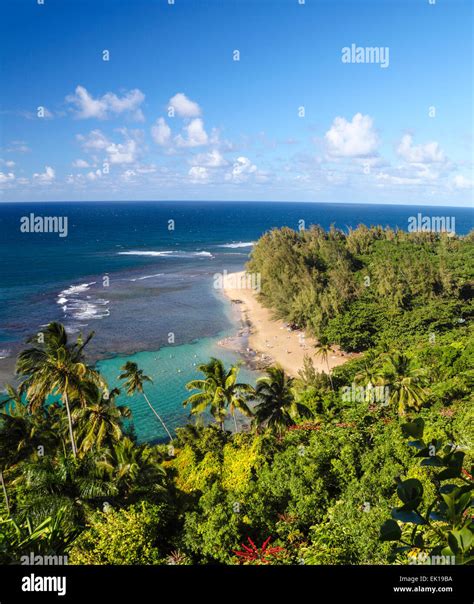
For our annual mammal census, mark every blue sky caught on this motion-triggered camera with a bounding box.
[0,0,472,205]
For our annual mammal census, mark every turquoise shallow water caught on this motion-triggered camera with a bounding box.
[1,201,472,442]
[97,300,257,443]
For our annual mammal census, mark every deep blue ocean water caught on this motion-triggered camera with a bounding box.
[0,201,472,442]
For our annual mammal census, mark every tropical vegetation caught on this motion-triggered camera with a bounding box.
[0,225,472,566]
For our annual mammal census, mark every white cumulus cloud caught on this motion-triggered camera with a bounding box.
[72,159,90,168]
[188,166,209,182]
[77,129,110,150]
[191,149,227,168]
[0,159,15,168]
[33,166,55,183]
[325,113,379,158]
[175,118,209,148]
[66,86,145,120]
[0,171,15,184]
[452,174,473,189]
[86,169,102,181]
[151,117,171,146]
[226,156,258,183]
[397,134,446,164]
[78,129,141,165]
[106,139,139,165]
[168,93,201,118]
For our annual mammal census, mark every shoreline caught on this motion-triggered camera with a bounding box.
[0,266,356,390]
[219,271,358,377]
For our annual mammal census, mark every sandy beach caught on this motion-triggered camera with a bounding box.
[219,271,358,377]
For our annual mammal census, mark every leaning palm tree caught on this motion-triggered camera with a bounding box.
[118,361,172,441]
[183,358,253,432]
[16,322,105,458]
[376,352,427,416]
[253,366,312,435]
[315,337,334,391]
[73,384,131,456]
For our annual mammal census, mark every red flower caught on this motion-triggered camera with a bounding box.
[233,536,285,564]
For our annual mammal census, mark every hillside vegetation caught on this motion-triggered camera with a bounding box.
[0,226,472,565]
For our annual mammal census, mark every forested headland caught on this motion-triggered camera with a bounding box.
[1,225,472,565]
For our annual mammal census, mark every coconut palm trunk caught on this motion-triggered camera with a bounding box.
[326,358,334,391]
[0,470,10,514]
[63,387,77,458]
[15,323,103,460]
[119,362,173,442]
[143,392,172,440]
[315,339,334,392]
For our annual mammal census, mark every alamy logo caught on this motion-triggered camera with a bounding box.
[341,44,390,68]
[213,270,261,293]
[408,552,456,565]
[20,553,68,565]
[21,574,66,597]
[20,213,68,237]
[341,383,390,405]
[408,213,455,234]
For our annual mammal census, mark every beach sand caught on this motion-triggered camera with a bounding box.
[219,271,358,377]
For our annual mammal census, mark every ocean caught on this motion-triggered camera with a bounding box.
[0,201,472,442]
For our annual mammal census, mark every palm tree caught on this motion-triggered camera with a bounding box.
[118,361,172,441]
[73,385,131,456]
[101,437,166,500]
[183,358,253,432]
[224,363,254,432]
[315,337,334,390]
[19,450,117,522]
[353,350,383,403]
[0,386,33,513]
[253,366,312,435]
[354,350,380,387]
[16,322,104,458]
[377,352,427,416]
[0,385,67,513]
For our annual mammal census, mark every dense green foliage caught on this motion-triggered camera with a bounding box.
[0,226,472,566]
[380,418,473,565]
[247,225,473,350]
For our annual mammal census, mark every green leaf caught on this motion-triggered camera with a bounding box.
[414,447,431,457]
[393,546,412,554]
[380,519,402,541]
[397,478,423,510]
[447,532,459,554]
[455,492,472,517]
[439,451,465,479]
[414,533,424,548]
[408,440,426,450]
[456,527,474,552]
[420,456,444,467]
[439,484,459,495]
[392,509,426,525]
[437,468,462,480]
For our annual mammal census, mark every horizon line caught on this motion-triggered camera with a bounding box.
[0,199,472,210]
